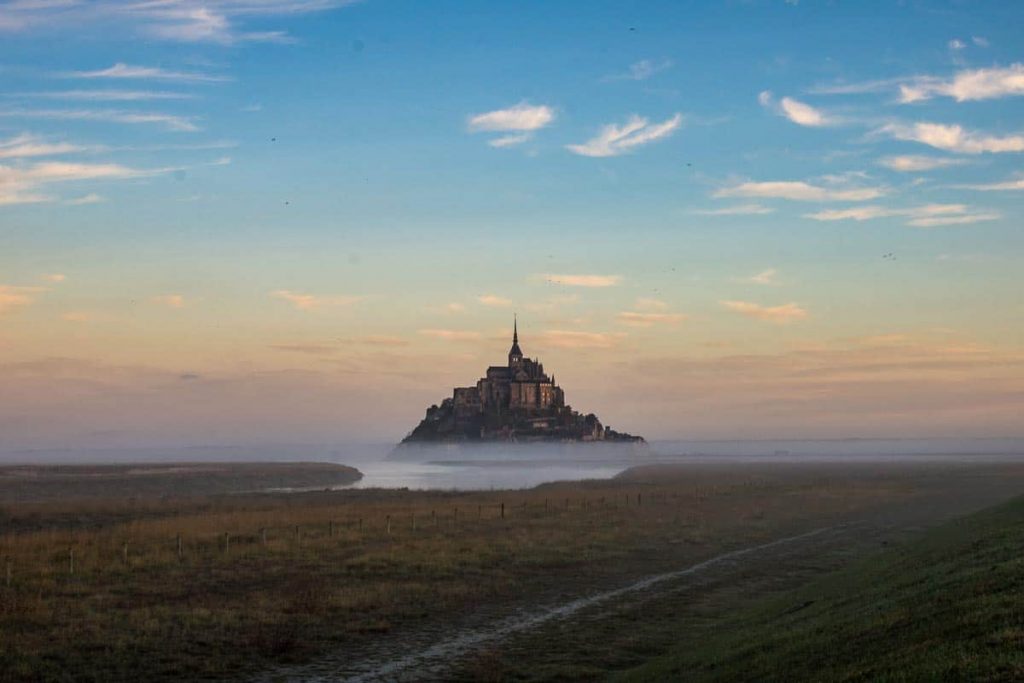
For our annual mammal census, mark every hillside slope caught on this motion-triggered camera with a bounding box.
[620,495,1024,681]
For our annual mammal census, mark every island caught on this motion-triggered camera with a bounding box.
[401,320,645,444]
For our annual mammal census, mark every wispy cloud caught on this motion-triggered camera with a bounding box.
[152,294,185,308]
[759,91,834,127]
[604,58,673,82]
[721,300,808,324]
[0,133,89,159]
[898,64,1024,103]
[715,180,884,202]
[270,290,362,311]
[0,284,46,315]
[538,330,625,349]
[0,160,168,206]
[539,274,622,287]
[694,203,774,216]
[876,121,1024,154]
[744,268,779,285]
[467,102,555,147]
[804,203,999,227]
[812,64,1024,104]
[0,108,199,132]
[13,89,196,101]
[41,273,66,283]
[65,192,104,205]
[877,155,968,172]
[566,113,682,157]
[477,294,512,308]
[67,62,229,83]
[418,329,482,342]
[617,311,687,327]
[954,175,1024,191]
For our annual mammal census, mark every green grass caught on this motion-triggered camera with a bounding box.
[619,495,1024,682]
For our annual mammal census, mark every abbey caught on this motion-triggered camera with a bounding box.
[402,321,644,443]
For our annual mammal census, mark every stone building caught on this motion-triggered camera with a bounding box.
[402,320,643,444]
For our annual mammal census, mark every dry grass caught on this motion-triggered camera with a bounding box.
[0,462,986,681]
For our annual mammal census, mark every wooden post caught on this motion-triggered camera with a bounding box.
[294,525,300,542]
[358,518,363,532]
[260,528,267,546]
[176,534,183,561]
[545,499,549,511]
[565,498,569,510]
[329,520,334,538]
[223,532,230,554]
[432,510,437,528]
[453,507,458,524]
[478,504,482,519]
[500,502,505,520]
[69,548,75,575]
[386,515,391,535]
[123,541,129,567]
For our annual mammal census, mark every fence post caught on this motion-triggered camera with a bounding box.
[358,518,363,532]
[69,548,75,575]
[500,502,505,520]
[412,512,416,531]
[386,515,391,535]
[177,534,183,561]
[432,510,437,528]
[261,528,267,546]
[123,541,129,567]
[224,532,230,554]
[478,504,482,519]
[329,520,334,538]
[294,525,300,543]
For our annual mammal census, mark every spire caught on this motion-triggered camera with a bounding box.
[508,314,523,365]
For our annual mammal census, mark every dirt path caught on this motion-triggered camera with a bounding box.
[260,524,861,682]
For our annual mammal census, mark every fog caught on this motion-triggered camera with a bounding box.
[5,437,1024,491]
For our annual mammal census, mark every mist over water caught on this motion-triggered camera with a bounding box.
[4,437,1024,491]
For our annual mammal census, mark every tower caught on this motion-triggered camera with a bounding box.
[508,315,523,367]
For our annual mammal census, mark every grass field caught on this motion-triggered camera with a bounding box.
[619,490,1024,682]
[1,460,1022,681]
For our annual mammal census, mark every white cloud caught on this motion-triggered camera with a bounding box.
[694,204,774,216]
[0,133,89,159]
[270,290,361,311]
[566,113,682,157]
[18,89,196,102]
[948,39,966,50]
[714,180,884,202]
[759,91,833,127]
[634,297,668,312]
[539,274,622,287]
[152,294,185,308]
[746,268,779,285]
[878,121,1024,154]
[955,175,1024,191]
[0,108,199,132]
[0,160,165,206]
[721,300,808,324]
[0,285,46,315]
[65,193,104,205]
[488,133,532,148]
[877,155,968,172]
[468,103,555,132]
[973,36,990,48]
[477,294,512,308]
[68,63,229,82]
[804,203,999,227]
[897,64,1024,103]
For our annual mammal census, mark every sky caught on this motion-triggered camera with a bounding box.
[1,0,1023,451]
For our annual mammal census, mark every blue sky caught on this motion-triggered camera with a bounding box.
[1,1,1022,448]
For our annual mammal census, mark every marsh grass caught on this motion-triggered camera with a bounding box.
[0,466,940,680]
